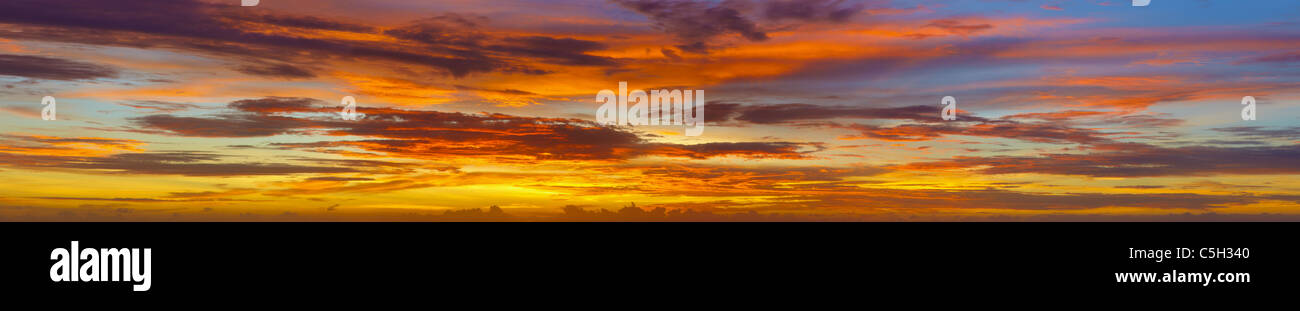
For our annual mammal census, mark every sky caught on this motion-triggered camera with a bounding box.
[0,0,1298,221]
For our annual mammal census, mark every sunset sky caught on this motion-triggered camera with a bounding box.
[1,0,1298,220]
